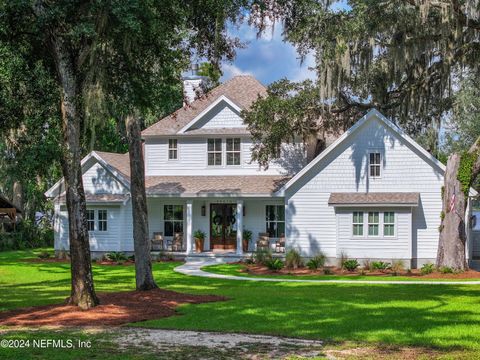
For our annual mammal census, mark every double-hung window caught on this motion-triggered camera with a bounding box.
[265,205,285,238]
[207,139,222,166]
[168,139,178,160]
[368,212,379,236]
[98,210,108,232]
[383,212,395,236]
[164,205,184,236]
[226,138,241,165]
[352,212,364,236]
[369,152,381,178]
[86,210,95,231]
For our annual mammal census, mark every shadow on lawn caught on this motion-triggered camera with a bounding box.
[2,256,480,350]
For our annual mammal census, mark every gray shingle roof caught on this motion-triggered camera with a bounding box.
[328,192,420,206]
[57,194,129,203]
[142,75,266,136]
[145,176,289,196]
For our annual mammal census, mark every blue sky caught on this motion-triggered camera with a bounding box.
[220,22,316,86]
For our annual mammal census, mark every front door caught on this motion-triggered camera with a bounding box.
[210,204,237,250]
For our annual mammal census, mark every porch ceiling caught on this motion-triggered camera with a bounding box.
[145,175,289,197]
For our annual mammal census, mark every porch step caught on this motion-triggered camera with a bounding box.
[185,252,246,264]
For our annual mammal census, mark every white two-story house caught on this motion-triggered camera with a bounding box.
[46,75,479,267]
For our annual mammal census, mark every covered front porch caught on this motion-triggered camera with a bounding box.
[147,197,286,256]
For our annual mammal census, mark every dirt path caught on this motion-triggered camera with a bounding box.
[114,328,324,358]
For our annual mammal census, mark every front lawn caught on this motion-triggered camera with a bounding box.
[1,249,480,357]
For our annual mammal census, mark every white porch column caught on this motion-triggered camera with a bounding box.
[236,200,244,255]
[186,200,193,254]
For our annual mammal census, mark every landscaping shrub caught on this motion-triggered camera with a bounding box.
[253,248,272,265]
[37,251,51,259]
[343,259,360,272]
[265,258,284,272]
[338,251,349,268]
[0,220,53,251]
[362,259,371,271]
[391,260,405,275]
[420,263,435,275]
[105,252,127,262]
[439,266,454,274]
[306,252,326,270]
[285,249,304,269]
[371,261,391,271]
[323,268,333,275]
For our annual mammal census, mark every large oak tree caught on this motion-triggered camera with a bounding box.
[246,0,480,270]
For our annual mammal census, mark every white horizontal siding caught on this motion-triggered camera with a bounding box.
[336,208,411,259]
[83,163,127,195]
[286,116,444,260]
[145,136,305,176]
[197,103,245,129]
[55,205,124,252]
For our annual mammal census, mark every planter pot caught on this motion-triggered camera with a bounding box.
[242,239,249,252]
[195,237,204,253]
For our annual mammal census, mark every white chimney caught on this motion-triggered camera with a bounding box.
[183,64,205,105]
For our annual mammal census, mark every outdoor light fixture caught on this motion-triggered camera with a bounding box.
[201,205,206,216]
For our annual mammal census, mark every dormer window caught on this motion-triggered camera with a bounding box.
[168,139,178,160]
[226,138,241,166]
[207,139,222,166]
[369,152,381,178]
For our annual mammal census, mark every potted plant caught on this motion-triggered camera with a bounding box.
[194,230,206,253]
[243,230,252,252]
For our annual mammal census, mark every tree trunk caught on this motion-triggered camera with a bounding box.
[52,35,99,309]
[125,114,158,290]
[12,181,23,215]
[437,138,480,271]
[436,153,468,270]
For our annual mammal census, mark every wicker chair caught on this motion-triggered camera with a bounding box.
[275,234,286,253]
[256,232,270,251]
[171,232,184,251]
[151,232,164,251]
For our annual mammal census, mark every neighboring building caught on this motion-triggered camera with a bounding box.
[45,75,479,267]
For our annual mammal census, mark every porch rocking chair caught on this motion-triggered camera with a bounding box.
[275,234,286,253]
[171,232,184,252]
[256,232,270,251]
[151,232,164,251]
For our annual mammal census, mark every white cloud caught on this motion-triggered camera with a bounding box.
[222,63,253,78]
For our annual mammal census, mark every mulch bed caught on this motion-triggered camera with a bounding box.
[242,264,480,279]
[0,289,226,327]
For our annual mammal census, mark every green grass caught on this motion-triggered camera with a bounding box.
[1,249,480,356]
[202,263,480,282]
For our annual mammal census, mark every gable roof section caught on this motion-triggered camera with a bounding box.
[277,109,450,195]
[45,151,130,198]
[142,75,266,136]
[177,95,244,133]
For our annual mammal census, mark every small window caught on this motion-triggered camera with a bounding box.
[368,212,379,236]
[352,212,364,236]
[226,138,241,166]
[86,210,95,231]
[207,139,222,166]
[98,210,108,232]
[384,212,395,236]
[164,205,184,237]
[265,205,285,238]
[369,152,381,178]
[168,139,178,160]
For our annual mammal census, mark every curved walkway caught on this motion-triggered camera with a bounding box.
[175,261,480,285]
